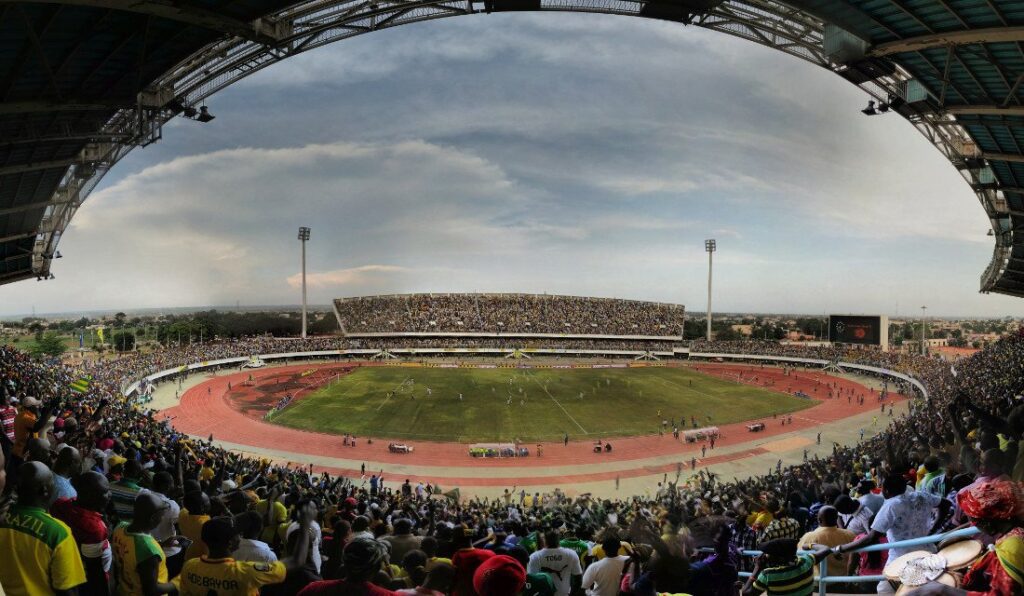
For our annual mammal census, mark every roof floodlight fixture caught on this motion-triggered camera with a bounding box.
[705,239,716,341]
[196,105,215,123]
[862,100,878,116]
[298,227,311,339]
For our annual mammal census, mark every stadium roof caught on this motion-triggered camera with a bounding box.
[3,0,1024,295]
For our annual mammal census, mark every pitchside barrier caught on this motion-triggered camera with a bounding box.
[123,350,925,402]
[700,526,981,596]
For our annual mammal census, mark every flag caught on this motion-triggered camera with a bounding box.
[443,488,461,502]
[69,376,91,393]
[97,327,105,343]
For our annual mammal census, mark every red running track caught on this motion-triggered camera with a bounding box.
[158,362,904,487]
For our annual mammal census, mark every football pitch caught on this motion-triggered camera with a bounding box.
[269,366,814,442]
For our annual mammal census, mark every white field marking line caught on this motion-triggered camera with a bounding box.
[376,377,411,411]
[526,371,588,434]
[655,376,720,402]
[324,379,368,400]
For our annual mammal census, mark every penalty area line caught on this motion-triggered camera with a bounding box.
[376,377,411,411]
[527,372,588,435]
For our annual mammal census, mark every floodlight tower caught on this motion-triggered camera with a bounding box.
[705,239,716,341]
[298,227,311,339]
[920,305,927,355]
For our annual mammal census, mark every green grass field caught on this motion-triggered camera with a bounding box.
[269,366,813,442]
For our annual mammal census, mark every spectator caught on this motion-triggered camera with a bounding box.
[797,506,855,577]
[0,461,86,595]
[382,519,422,565]
[742,539,830,596]
[527,531,582,596]
[110,492,177,595]
[178,502,314,596]
[581,535,628,596]
[298,538,399,595]
[51,471,113,596]
[233,511,278,564]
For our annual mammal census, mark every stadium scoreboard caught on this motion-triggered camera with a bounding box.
[828,315,889,350]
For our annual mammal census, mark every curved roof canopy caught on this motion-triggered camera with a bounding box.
[2,0,1024,294]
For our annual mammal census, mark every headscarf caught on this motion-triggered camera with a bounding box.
[957,480,1023,520]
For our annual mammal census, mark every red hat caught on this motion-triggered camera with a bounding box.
[473,555,526,596]
[958,480,1023,520]
[344,497,358,508]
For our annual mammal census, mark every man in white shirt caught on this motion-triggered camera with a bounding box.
[835,475,951,593]
[839,476,951,559]
[856,480,885,514]
[232,511,278,563]
[581,536,628,596]
[527,531,582,596]
[834,495,874,537]
[286,501,323,574]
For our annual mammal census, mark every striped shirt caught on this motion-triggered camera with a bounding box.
[0,405,16,442]
[109,479,142,522]
[752,554,815,596]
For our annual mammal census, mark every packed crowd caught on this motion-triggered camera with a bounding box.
[347,338,680,352]
[1,331,1024,596]
[335,294,686,337]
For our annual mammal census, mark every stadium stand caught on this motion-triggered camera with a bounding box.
[335,294,686,337]
[2,331,1024,594]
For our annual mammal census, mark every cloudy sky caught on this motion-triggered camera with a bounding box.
[2,12,1021,317]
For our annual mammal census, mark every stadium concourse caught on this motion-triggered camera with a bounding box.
[3,330,1024,594]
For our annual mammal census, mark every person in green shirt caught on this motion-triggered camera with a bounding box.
[559,528,591,563]
[112,492,178,596]
[520,531,539,553]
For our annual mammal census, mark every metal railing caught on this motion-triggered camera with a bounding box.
[713,526,981,595]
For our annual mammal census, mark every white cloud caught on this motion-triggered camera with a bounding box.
[287,265,410,288]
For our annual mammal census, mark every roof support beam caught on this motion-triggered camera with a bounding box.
[0,270,37,283]
[0,99,130,114]
[0,199,67,217]
[0,158,77,177]
[947,105,1024,117]
[869,26,1024,56]
[14,0,284,44]
[0,231,38,244]
[0,132,132,149]
[0,252,31,264]
[983,152,1024,164]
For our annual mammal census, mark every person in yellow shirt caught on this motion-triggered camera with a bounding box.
[111,493,177,596]
[0,462,86,596]
[796,506,855,577]
[255,492,289,547]
[179,491,211,561]
[11,397,50,462]
[178,502,316,596]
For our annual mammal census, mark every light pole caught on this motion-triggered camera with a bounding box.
[298,227,311,339]
[705,239,716,341]
[920,305,927,355]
